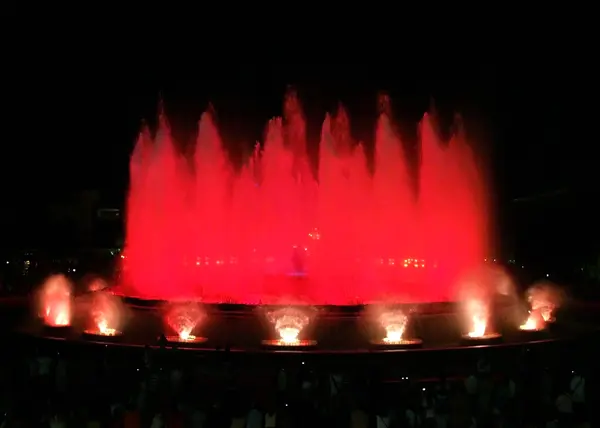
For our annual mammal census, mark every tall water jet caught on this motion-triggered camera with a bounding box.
[419,114,488,301]
[124,111,191,299]
[121,92,489,305]
[229,143,261,301]
[192,111,233,299]
[371,95,418,300]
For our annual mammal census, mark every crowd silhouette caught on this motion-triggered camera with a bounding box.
[0,339,592,427]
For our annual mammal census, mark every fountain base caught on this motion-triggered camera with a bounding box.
[518,327,548,340]
[461,332,502,345]
[370,338,423,349]
[261,339,317,349]
[42,325,72,338]
[164,335,207,345]
[83,329,123,342]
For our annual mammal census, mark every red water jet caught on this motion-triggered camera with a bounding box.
[121,92,488,304]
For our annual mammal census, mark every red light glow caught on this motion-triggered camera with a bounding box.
[261,338,317,347]
[369,309,422,346]
[519,309,546,332]
[463,299,500,340]
[85,291,124,336]
[264,307,315,346]
[526,283,561,324]
[39,274,72,327]
[122,92,488,304]
[84,318,121,337]
[165,333,207,344]
[164,302,206,342]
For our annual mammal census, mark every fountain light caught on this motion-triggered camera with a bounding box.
[83,291,124,337]
[163,302,207,344]
[84,317,122,337]
[532,303,556,324]
[370,309,422,347]
[527,283,562,323]
[44,302,71,327]
[39,274,73,328]
[165,326,207,344]
[461,299,501,341]
[262,307,316,347]
[519,309,546,332]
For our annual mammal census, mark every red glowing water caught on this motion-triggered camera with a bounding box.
[121,93,488,304]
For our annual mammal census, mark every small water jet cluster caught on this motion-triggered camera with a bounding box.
[519,309,546,332]
[463,299,501,340]
[35,274,126,338]
[519,283,562,331]
[371,309,422,346]
[163,302,206,343]
[38,274,72,327]
[31,269,572,350]
[263,307,316,346]
[84,291,124,337]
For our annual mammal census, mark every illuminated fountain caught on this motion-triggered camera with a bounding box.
[38,274,72,329]
[519,309,546,332]
[262,307,316,347]
[163,302,207,344]
[83,292,124,338]
[371,309,422,347]
[120,91,489,305]
[519,283,562,331]
[527,283,561,324]
[462,299,501,341]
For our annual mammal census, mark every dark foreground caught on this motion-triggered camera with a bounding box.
[1,296,598,427]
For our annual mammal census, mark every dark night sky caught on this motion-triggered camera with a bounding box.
[3,12,597,215]
[0,6,596,267]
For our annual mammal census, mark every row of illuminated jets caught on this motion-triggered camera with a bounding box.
[36,275,561,347]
